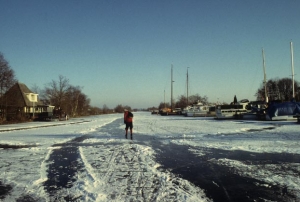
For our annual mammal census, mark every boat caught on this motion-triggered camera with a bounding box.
[159,66,183,117]
[240,101,268,120]
[160,65,181,116]
[184,101,210,117]
[151,110,159,115]
[293,112,300,123]
[160,107,182,116]
[215,99,249,119]
[181,68,212,117]
[266,101,300,121]
[182,105,192,116]
[264,42,298,121]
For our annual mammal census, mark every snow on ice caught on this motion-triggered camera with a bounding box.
[0,112,299,201]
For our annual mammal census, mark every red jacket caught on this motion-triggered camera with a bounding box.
[124,111,133,123]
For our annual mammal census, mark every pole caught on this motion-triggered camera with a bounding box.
[164,90,166,108]
[33,101,35,119]
[187,67,189,106]
[171,64,173,110]
[290,41,295,99]
[262,48,268,103]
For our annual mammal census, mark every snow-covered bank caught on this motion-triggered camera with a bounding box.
[0,112,299,201]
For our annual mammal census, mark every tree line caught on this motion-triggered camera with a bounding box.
[256,77,300,101]
[37,75,91,117]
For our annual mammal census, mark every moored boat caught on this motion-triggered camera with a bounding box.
[265,101,300,121]
[264,42,299,121]
[183,101,211,117]
[240,101,267,120]
[215,99,249,119]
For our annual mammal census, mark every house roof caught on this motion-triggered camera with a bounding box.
[18,82,38,106]
[18,82,34,94]
[3,82,43,107]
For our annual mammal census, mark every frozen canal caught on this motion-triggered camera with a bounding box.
[0,112,299,201]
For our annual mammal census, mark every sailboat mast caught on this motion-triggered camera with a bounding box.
[171,64,173,110]
[164,90,166,108]
[187,67,189,106]
[262,48,268,102]
[290,41,295,99]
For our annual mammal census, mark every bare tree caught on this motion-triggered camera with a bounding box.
[0,52,17,97]
[278,78,293,101]
[114,104,132,113]
[89,106,102,115]
[0,53,17,120]
[30,84,41,94]
[42,75,92,117]
[175,95,187,109]
[102,104,109,114]
[66,85,82,117]
[76,90,90,116]
[267,79,279,100]
[158,102,170,109]
[256,78,299,101]
[43,75,70,107]
[188,94,208,105]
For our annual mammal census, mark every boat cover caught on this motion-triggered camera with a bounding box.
[266,101,300,119]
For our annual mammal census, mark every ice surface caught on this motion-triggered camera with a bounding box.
[0,112,299,201]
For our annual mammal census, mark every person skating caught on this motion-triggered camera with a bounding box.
[124,109,133,137]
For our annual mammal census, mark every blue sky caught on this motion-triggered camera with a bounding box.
[1,0,299,108]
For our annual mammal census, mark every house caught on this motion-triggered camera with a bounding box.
[0,82,55,120]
